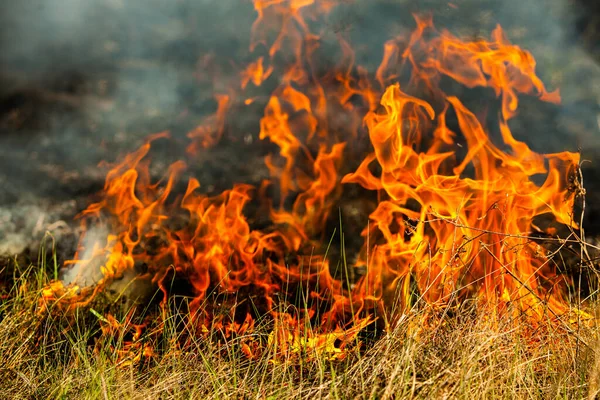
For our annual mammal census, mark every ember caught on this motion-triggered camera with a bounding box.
[40,0,590,361]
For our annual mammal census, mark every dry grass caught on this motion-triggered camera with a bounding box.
[0,256,599,400]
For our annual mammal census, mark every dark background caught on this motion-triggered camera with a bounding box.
[0,0,599,258]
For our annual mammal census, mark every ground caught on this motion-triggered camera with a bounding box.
[1,0,600,398]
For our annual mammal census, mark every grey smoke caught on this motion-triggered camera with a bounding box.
[0,0,599,263]
[59,224,154,301]
[0,0,598,149]
[60,225,108,287]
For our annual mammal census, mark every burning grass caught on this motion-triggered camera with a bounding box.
[2,0,600,397]
[0,256,598,399]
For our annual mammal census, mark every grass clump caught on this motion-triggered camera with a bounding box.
[0,254,598,400]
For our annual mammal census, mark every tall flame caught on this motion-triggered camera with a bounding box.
[43,1,585,360]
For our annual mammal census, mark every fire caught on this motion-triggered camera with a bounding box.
[41,0,588,361]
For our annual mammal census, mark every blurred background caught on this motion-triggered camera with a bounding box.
[0,0,599,259]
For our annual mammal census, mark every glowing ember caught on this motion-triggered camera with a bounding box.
[41,0,588,360]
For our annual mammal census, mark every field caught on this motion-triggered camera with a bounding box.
[0,256,598,399]
[2,0,600,399]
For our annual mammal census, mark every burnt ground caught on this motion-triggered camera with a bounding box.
[0,0,599,281]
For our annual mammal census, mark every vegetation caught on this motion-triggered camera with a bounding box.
[1,252,598,399]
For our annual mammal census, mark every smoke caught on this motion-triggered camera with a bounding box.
[60,225,155,301]
[0,0,600,259]
[494,0,600,153]
[0,0,254,209]
[1,0,598,148]
[60,225,109,287]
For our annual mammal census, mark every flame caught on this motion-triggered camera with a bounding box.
[186,94,231,155]
[42,1,590,362]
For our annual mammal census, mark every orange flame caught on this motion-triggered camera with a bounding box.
[42,1,588,361]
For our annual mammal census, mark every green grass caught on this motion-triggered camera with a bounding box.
[0,254,599,400]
